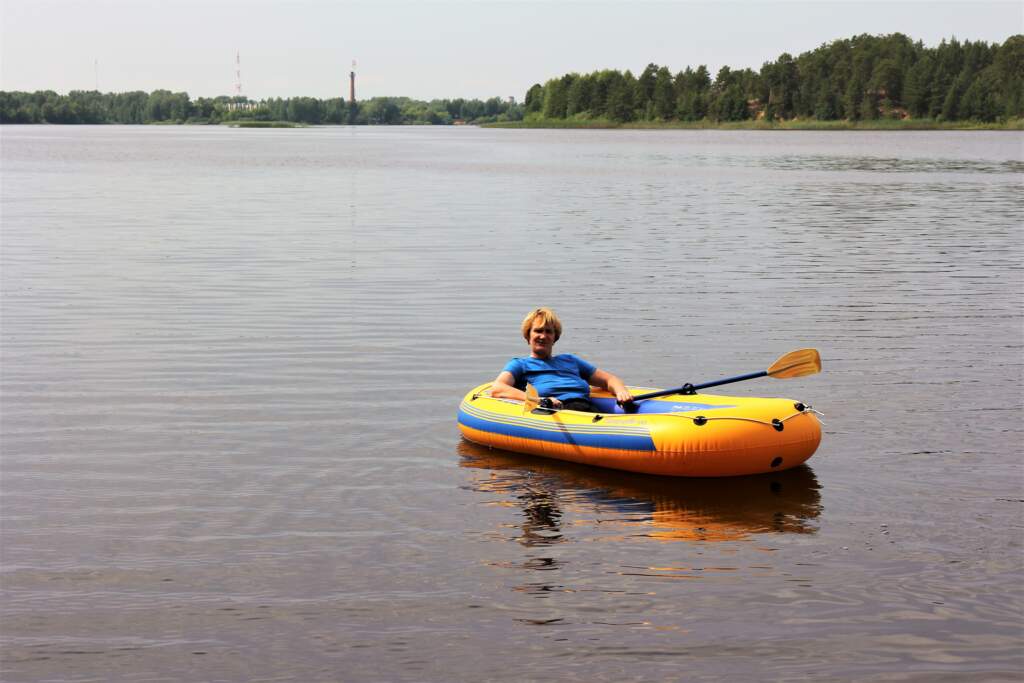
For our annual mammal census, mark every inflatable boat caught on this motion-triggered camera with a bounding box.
[457,383,822,477]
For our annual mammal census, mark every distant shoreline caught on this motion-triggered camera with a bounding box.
[7,119,1020,132]
[484,118,1024,131]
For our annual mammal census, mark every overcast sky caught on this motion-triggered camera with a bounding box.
[2,0,1021,102]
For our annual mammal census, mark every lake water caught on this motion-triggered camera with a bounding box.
[2,125,1022,681]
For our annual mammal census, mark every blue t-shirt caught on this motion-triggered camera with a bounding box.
[502,354,597,401]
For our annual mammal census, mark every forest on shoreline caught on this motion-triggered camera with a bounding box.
[523,34,1023,126]
[0,91,521,126]
[2,33,1021,127]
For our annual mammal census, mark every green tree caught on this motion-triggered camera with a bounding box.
[994,35,1024,117]
[860,90,880,119]
[903,55,933,117]
[653,66,676,119]
[524,84,544,114]
[361,97,401,124]
[461,98,485,120]
[446,98,466,119]
[605,71,636,122]
[484,96,503,117]
[144,90,171,121]
[321,98,348,124]
[813,87,839,119]
[286,96,322,123]
[844,75,865,120]
[871,58,903,106]
[959,66,1001,121]
[940,72,969,120]
[637,63,659,115]
[565,74,593,116]
[679,93,703,120]
[724,85,749,121]
[542,74,574,118]
[589,70,618,118]
[761,52,798,119]
[693,65,712,92]
[929,38,964,117]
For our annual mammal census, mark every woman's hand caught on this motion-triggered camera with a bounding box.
[591,369,633,405]
[612,386,634,405]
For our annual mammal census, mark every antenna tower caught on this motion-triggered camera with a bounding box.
[235,50,243,97]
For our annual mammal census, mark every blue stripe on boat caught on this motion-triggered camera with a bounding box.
[588,397,736,413]
[459,402,651,436]
[458,406,657,452]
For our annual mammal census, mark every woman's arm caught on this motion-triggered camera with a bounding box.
[491,371,563,408]
[589,368,634,404]
[490,371,526,401]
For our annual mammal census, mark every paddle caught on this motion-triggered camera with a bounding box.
[523,383,540,414]
[627,348,821,404]
[523,383,562,414]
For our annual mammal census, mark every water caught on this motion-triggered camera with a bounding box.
[2,125,1022,681]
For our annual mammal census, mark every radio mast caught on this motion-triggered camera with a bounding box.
[235,50,243,97]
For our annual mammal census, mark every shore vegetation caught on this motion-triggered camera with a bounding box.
[520,34,1024,129]
[519,33,1023,127]
[227,120,304,128]
[0,91,523,126]
[2,33,1020,128]
[489,116,1024,130]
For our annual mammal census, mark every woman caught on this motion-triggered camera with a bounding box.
[490,307,633,412]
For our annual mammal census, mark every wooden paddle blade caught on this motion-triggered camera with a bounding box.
[523,384,540,414]
[767,348,821,379]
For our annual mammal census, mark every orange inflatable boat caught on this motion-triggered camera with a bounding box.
[457,383,822,477]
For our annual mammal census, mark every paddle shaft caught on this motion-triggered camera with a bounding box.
[629,370,768,402]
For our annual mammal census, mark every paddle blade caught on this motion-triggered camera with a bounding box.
[523,384,539,414]
[767,348,821,379]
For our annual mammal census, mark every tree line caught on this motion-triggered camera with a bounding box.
[0,90,524,125]
[3,33,1020,126]
[525,34,1024,123]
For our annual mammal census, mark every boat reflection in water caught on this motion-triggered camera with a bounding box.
[458,441,822,543]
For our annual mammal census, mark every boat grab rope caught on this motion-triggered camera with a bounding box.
[468,386,826,430]
[592,405,825,430]
[666,406,826,429]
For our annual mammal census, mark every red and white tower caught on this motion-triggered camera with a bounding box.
[235,50,243,97]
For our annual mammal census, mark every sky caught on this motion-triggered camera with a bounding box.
[2,0,1022,102]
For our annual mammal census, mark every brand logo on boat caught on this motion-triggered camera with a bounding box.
[667,403,735,412]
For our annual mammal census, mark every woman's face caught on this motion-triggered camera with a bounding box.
[528,318,556,359]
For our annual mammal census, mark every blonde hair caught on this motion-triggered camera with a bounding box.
[521,307,562,341]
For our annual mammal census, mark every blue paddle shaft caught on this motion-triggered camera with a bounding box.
[630,370,769,402]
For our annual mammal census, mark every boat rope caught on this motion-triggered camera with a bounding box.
[468,387,825,429]
[594,405,825,430]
